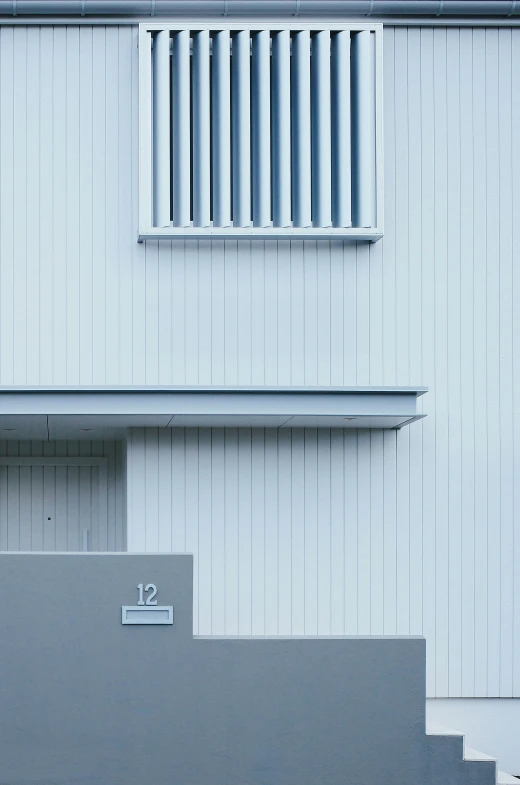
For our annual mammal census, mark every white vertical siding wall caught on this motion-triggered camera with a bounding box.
[127,420,519,700]
[0,440,126,551]
[0,24,518,699]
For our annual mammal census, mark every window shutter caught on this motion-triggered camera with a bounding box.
[139,23,383,241]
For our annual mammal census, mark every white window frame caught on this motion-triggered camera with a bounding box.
[138,21,384,243]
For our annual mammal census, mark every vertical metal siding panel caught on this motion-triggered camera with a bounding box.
[276,240,291,386]
[127,429,147,552]
[291,430,305,634]
[224,241,239,384]
[384,430,398,635]
[212,31,231,229]
[118,26,135,383]
[237,240,253,385]
[93,28,108,385]
[433,28,450,699]
[53,28,67,384]
[497,28,514,699]
[170,429,186,552]
[343,432,358,635]
[54,467,68,550]
[252,32,271,228]
[66,27,81,384]
[446,26,463,698]
[7,468,20,550]
[13,29,28,385]
[25,28,41,386]
[251,429,266,635]
[38,28,53,384]
[192,31,211,228]
[292,30,312,229]
[317,243,332,385]
[184,241,199,384]
[144,428,160,552]
[0,29,15,385]
[197,428,212,633]
[171,30,191,228]
[238,429,253,634]
[271,31,291,228]
[406,27,424,645]
[157,429,173,552]
[356,432,371,635]
[152,30,170,228]
[210,241,225,384]
[329,242,344,386]
[311,31,332,228]
[472,28,489,699]
[458,26,476,699]
[211,429,226,635]
[43,466,55,550]
[144,245,160,385]
[104,30,120,386]
[224,428,239,634]
[329,430,345,634]
[303,241,318,385]
[264,429,279,635]
[262,239,278,385]
[484,28,502,701]
[184,428,200,633]
[392,28,407,388]
[18,466,32,551]
[232,31,251,228]
[331,31,351,228]
[513,32,520,700]
[304,429,318,634]
[277,429,292,634]
[67,465,80,549]
[370,431,384,634]
[317,430,331,635]
[79,26,93,385]
[419,27,437,698]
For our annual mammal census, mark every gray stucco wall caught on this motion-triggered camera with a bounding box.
[0,553,495,785]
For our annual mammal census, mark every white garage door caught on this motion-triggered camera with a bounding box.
[0,458,108,552]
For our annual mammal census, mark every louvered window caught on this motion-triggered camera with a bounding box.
[138,23,383,241]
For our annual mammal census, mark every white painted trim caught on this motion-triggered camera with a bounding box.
[138,227,384,241]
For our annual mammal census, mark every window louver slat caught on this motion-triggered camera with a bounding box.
[152,30,170,228]
[311,30,332,228]
[292,30,312,229]
[232,30,252,228]
[351,30,376,230]
[252,30,271,228]
[171,30,191,227]
[271,30,292,229]
[331,30,352,229]
[212,30,231,228]
[192,30,211,228]
[141,23,382,240]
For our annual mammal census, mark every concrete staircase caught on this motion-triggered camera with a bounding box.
[427,722,518,785]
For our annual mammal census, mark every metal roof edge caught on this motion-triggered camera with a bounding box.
[0,1,517,20]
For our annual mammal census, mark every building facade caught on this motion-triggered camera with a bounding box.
[0,0,518,773]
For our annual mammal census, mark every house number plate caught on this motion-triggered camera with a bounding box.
[121,583,174,625]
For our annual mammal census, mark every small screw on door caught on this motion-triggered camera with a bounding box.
[47,517,51,520]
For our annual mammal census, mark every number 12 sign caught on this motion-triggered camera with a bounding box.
[121,583,174,625]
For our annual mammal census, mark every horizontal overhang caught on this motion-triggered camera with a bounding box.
[0,1,516,19]
[0,387,426,439]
